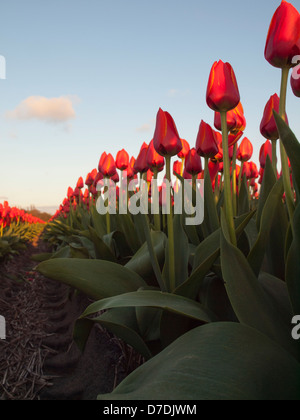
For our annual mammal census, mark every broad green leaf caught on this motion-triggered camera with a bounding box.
[220,215,297,358]
[37,258,147,300]
[238,175,250,216]
[286,204,300,315]
[247,178,284,277]
[80,290,216,324]
[88,226,116,262]
[274,111,300,199]
[116,214,141,253]
[175,249,219,300]
[90,205,107,238]
[256,156,276,230]
[125,231,166,280]
[199,274,238,322]
[259,272,293,326]
[98,323,300,401]
[74,308,152,360]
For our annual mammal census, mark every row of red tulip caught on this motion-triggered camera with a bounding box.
[51,0,299,225]
[0,201,45,231]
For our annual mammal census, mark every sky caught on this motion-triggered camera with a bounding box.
[0,0,299,214]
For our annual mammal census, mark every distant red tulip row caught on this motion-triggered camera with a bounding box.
[0,201,45,231]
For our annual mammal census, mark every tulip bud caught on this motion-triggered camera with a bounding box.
[196,120,219,158]
[101,153,117,178]
[185,148,203,175]
[146,140,165,171]
[153,108,182,157]
[214,110,237,132]
[259,140,273,168]
[237,137,253,162]
[178,139,190,159]
[134,143,149,174]
[98,152,108,173]
[116,149,130,171]
[265,0,300,68]
[291,69,300,97]
[76,177,84,189]
[260,94,288,141]
[206,61,240,112]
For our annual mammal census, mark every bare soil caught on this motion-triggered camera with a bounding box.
[0,239,138,400]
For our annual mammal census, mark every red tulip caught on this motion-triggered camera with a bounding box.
[101,153,117,177]
[260,94,288,141]
[173,160,182,176]
[291,69,300,97]
[153,108,182,157]
[259,140,273,168]
[116,149,129,171]
[67,187,73,199]
[196,120,219,158]
[265,0,300,68]
[76,177,84,189]
[134,143,149,174]
[208,160,219,183]
[237,137,253,162]
[185,148,202,175]
[231,102,246,134]
[214,110,237,132]
[178,139,190,159]
[125,157,135,179]
[249,162,259,179]
[146,140,165,171]
[227,131,243,147]
[98,152,108,173]
[93,171,104,187]
[206,61,240,112]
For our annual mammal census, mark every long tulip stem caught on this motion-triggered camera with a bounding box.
[165,156,176,291]
[220,111,236,245]
[153,168,161,231]
[271,140,277,176]
[279,67,294,222]
[238,161,244,194]
[232,143,237,216]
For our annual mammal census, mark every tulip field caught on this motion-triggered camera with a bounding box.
[1,0,300,401]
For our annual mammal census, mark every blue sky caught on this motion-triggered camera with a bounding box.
[0,0,299,213]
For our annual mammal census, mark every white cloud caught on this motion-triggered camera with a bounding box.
[167,88,191,98]
[136,118,155,133]
[6,95,79,124]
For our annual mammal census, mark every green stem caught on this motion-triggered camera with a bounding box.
[238,161,244,194]
[232,143,237,217]
[279,67,294,222]
[165,156,176,291]
[105,177,111,234]
[153,168,161,231]
[204,157,209,180]
[220,111,237,245]
[271,140,277,176]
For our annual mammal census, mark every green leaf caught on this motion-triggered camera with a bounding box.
[256,156,276,230]
[220,215,297,358]
[204,173,219,233]
[247,178,284,277]
[259,272,293,326]
[286,204,300,315]
[75,307,152,360]
[37,258,147,300]
[238,175,250,216]
[273,111,300,199]
[80,290,215,324]
[98,323,300,401]
[125,231,166,280]
[88,226,116,262]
